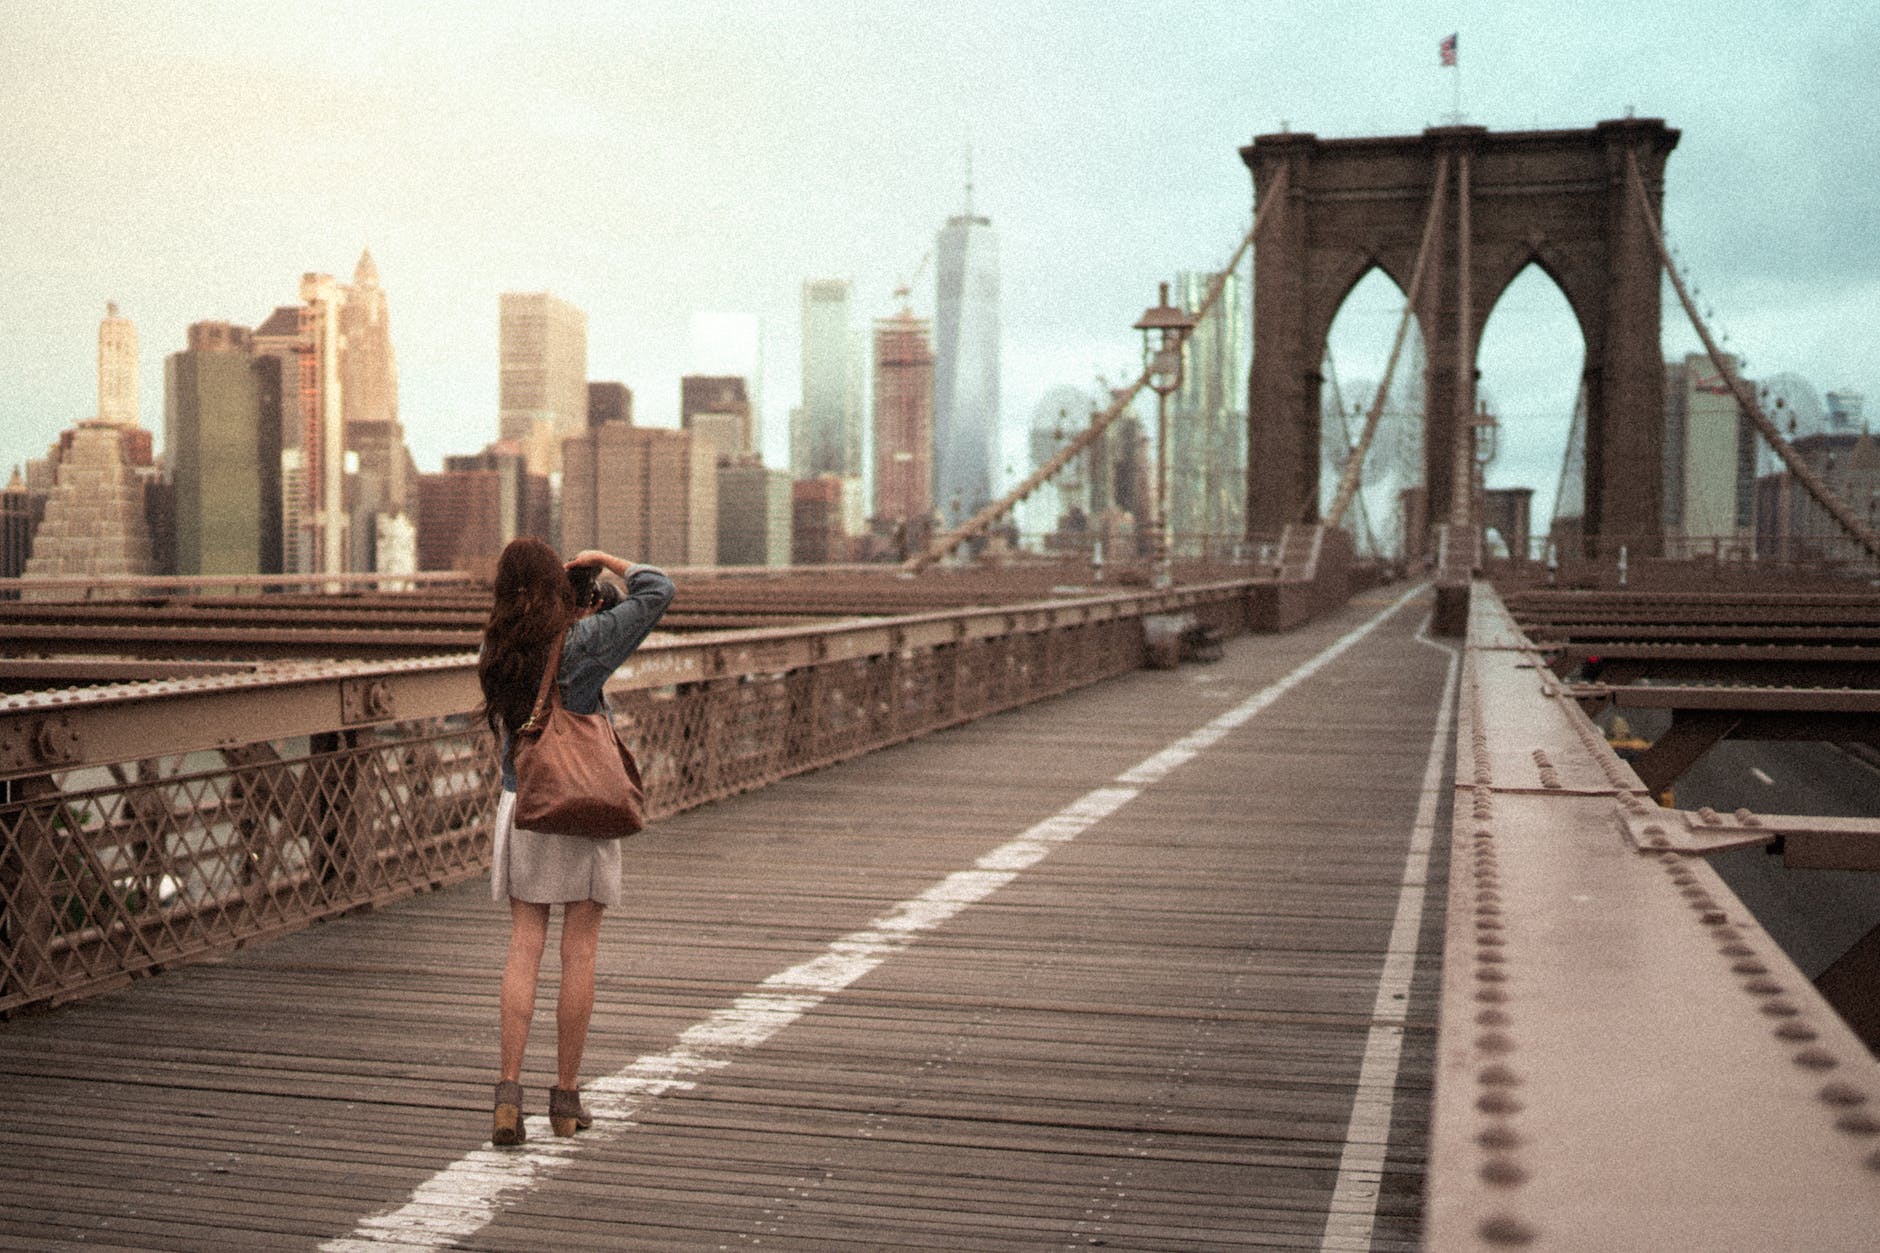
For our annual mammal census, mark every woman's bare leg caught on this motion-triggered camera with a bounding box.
[556,900,606,1089]
[500,899,551,1082]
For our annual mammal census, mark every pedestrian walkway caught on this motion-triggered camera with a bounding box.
[0,585,1454,1251]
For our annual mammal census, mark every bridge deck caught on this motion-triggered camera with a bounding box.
[0,586,1453,1251]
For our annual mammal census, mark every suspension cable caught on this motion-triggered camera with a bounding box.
[1324,152,1450,531]
[902,164,1294,572]
[1625,150,1880,561]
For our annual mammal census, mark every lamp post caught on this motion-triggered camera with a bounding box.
[1134,281,1197,587]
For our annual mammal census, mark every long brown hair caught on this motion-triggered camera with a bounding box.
[479,537,578,740]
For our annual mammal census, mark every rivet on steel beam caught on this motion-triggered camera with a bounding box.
[1657,853,1681,865]
[1760,999,1801,1018]
[1476,1125,1522,1151]
[1478,949,1507,964]
[1475,967,1509,983]
[1475,916,1504,930]
[1480,1157,1529,1187]
[1475,1008,1512,1027]
[1835,1112,1880,1137]
[1742,979,1783,997]
[1475,1032,1516,1055]
[1642,824,1666,837]
[1475,1091,1523,1116]
[1478,934,1507,948]
[1819,1083,1869,1108]
[1718,941,1752,957]
[1478,1214,1537,1246]
[1478,1064,1521,1087]
[1735,808,1762,827]
[1700,910,1729,926]
[1697,806,1719,824]
[1793,1048,1838,1071]
[1865,1148,1880,1173]
[1713,928,1744,943]
[1731,961,1769,976]
[1774,1021,1819,1043]
[1476,904,1504,917]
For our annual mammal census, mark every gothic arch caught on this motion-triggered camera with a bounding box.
[1241,119,1679,553]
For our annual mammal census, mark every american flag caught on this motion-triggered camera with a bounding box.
[1440,33,1458,67]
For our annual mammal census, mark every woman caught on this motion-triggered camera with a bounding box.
[477,538,674,1145]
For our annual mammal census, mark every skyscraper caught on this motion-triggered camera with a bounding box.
[872,306,934,529]
[299,273,348,576]
[340,250,397,426]
[932,186,1000,523]
[338,250,415,575]
[164,322,282,575]
[500,292,588,476]
[1169,268,1249,545]
[97,302,138,426]
[795,280,861,482]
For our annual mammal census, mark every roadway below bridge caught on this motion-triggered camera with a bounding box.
[1637,728,1880,984]
[0,585,1455,1250]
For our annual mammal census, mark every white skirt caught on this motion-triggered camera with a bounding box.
[490,789,624,906]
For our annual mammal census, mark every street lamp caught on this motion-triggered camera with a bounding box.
[1134,281,1197,587]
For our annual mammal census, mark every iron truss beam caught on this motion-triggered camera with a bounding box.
[1427,582,1880,1251]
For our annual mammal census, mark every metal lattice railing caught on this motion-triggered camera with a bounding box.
[0,586,1250,1014]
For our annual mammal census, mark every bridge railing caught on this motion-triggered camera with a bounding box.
[0,578,1266,1015]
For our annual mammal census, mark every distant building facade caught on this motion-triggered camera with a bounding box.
[340,250,397,426]
[932,198,1000,522]
[796,280,861,481]
[587,381,633,429]
[164,321,283,575]
[500,292,588,475]
[717,459,792,566]
[1663,353,1755,550]
[682,375,755,459]
[2,469,44,579]
[97,302,139,427]
[792,475,847,565]
[871,308,934,529]
[21,424,160,591]
[1170,268,1248,545]
[1755,431,1880,561]
[416,469,507,576]
[562,425,716,567]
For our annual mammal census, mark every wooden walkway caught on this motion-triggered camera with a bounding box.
[0,586,1455,1251]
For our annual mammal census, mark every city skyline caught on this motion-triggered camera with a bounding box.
[3,4,1876,524]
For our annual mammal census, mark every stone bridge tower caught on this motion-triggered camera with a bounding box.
[1241,118,1680,556]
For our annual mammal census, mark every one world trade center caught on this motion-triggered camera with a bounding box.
[932,183,1001,524]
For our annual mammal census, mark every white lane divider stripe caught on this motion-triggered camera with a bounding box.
[325,584,1426,1250]
[1319,610,1459,1252]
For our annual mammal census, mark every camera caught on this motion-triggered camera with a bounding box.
[567,564,622,611]
[567,563,602,609]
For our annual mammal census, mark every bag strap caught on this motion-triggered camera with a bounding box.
[519,628,571,735]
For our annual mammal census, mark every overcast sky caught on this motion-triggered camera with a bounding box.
[3,1,1876,535]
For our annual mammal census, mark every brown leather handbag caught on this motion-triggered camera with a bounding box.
[511,628,646,839]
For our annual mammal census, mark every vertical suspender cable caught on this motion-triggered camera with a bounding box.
[1324,153,1451,530]
[1625,150,1880,561]
[902,165,1294,572]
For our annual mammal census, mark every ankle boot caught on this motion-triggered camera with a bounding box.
[492,1079,526,1146]
[548,1085,592,1137]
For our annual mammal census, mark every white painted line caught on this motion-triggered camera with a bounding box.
[1319,610,1458,1252]
[1751,767,1775,785]
[326,586,1427,1251]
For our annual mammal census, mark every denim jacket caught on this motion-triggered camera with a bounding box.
[499,565,675,791]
